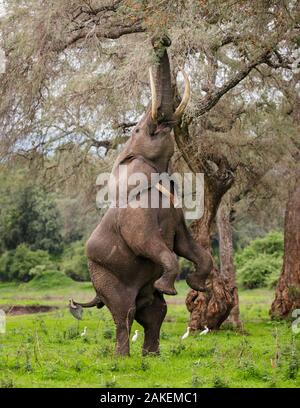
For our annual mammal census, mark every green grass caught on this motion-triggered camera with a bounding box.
[0,281,299,388]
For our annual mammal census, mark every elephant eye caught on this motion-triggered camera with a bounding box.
[135,128,140,133]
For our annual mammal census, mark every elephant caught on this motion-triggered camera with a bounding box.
[69,36,212,356]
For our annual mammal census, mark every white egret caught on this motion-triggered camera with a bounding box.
[81,326,87,337]
[181,326,190,340]
[200,326,209,336]
[132,330,139,343]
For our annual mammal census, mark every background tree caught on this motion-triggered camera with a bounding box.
[0,180,63,255]
[270,76,300,318]
[270,176,300,317]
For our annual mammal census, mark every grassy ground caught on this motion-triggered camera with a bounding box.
[0,280,299,388]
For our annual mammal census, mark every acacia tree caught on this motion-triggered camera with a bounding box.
[183,98,296,329]
[270,76,300,318]
[0,1,299,327]
[270,176,300,317]
[1,1,298,158]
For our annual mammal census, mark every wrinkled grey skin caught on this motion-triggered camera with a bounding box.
[70,37,212,356]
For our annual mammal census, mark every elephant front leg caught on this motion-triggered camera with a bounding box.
[120,209,179,296]
[174,221,213,291]
[152,249,179,295]
[132,245,178,295]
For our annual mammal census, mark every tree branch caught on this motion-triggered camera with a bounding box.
[90,135,129,152]
[64,21,145,49]
[202,107,245,133]
[193,49,271,118]
[112,121,137,133]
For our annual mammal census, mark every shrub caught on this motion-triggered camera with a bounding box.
[235,231,283,268]
[236,231,283,289]
[0,244,55,282]
[267,270,281,289]
[237,255,282,289]
[28,270,73,288]
[1,186,63,255]
[61,241,89,281]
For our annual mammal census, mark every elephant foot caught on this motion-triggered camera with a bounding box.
[186,273,207,292]
[154,275,177,296]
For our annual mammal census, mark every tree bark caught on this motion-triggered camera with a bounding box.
[270,179,300,318]
[186,185,235,330]
[217,195,241,327]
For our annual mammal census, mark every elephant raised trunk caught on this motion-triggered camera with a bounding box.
[113,35,191,173]
[150,35,191,123]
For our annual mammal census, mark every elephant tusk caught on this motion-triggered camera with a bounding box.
[155,182,179,207]
[149,67,158,121]
[173,69,191,120]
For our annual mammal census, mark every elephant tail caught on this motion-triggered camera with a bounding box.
[69,296,104,320]
[70,296,104,309]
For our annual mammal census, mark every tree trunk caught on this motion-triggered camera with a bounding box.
[186,186,235,330]
[270,179,300,318]
[217,195,241,327]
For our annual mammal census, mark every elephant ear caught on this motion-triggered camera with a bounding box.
[69,300,83,320]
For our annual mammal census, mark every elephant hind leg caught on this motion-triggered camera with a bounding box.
[135,291,167,356]
[107,297,136,356]
[87,259,137,356]
[113,305,136,357]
